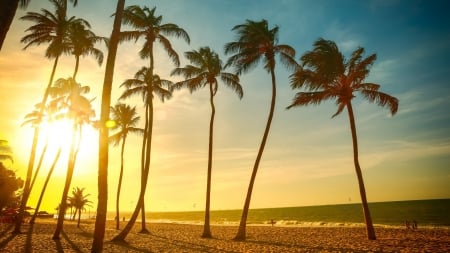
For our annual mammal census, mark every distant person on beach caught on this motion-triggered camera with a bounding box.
[412,220,418,230]
[405,220,411,229]
[270,219,275,226]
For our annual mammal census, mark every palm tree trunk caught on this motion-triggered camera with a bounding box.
[234,68,277,241]
[30,147,62,224]
[202,83,216,238]
[115,135,126,230]
[53,122,78,239]
[29,141,49,194]
[141,98,154,232]
[73,56,80,81]
[91,0,125,251]
[346,102,376,240]
[139,104,150,234]
[0,0,19,50]
[14,56,60,234]
[77,208,81,228]
[113,95,154,241]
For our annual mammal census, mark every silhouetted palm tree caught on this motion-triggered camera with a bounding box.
[224,19,296,241]
[49,77,95,239]
[113,67,173,240]
[171,47,243,238]
[113,4,189,238]
[91,1,125,251]
[67,187,92,227]
[67,21,106,80]
[0,139,13,166]
[0,0,79,50]
[287,38,399,240]
[21,101,60,194]
[109,103,143,230]
[14,0,86,233]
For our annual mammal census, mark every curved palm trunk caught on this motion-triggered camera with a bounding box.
[91,1,125,251]
[138,104,149,233]
[202,83,216,238]
[14,56,60,234]
[346,102,376,240]
[73,55,80,81]
[30,147,62,224]
[29,141,49,193]
[234,68,277,241]
[139,104,149,227]
[113,99,154,241]
[53,122,78,239]
[0,0,19,50]
[115,135,127,230]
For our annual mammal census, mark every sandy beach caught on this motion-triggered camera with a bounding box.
[1,219,449,252]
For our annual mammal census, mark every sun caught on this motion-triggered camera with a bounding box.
[39,119,98,176]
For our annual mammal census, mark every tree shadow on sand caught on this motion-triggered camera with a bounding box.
[60,230,83,253]
[0,224,16,250]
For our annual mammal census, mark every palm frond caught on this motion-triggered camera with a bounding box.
[360,90,399,115]
[286,91,333,109]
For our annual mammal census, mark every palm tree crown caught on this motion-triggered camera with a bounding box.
[20,0,89,59]
[109,103,143,146]
[287,38,398,115]
[120,67,173,103]
[67,21,106,79]
[224,19,296,75]
[172,47,243,98]
[120,5,190,65]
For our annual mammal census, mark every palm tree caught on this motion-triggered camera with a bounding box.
[287,38,399,240]
[109,103,143,230]
[49,77,95,239]
[67,21,106,80]
[113,5,189,237]
[112,67,173,241]
[21,102,60,195]
[0,139,13,166]
[91,1,125,251]
[0,0,79,50]
[171,47,243,238]
[224,19,296,241]
[67,187,92,228]
[14,0,86,233]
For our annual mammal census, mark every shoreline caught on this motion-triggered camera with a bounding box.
[1,219,449,252]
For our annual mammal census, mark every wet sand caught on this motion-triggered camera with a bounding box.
[1,219,449,252]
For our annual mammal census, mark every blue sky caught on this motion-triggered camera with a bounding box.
[0,0,449,212]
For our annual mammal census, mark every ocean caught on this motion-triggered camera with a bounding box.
[105,199,449,228]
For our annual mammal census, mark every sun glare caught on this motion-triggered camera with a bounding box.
[39,119,99,176]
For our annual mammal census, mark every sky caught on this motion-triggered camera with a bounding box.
[0,0,449,213]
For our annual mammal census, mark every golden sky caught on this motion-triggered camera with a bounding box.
[0,0,449,213]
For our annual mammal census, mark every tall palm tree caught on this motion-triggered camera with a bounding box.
[67,187,92,228]
[287,38,399,240]
[109,103,143,230]
[91,1,125,251]
[49,77,95,239]
[14,0,86,233]
[67,21,106,80]
[112,67,173,241]
[224,19,296,241]
[114,4,189,236]
[0,0,79,50]
[171,47,243,238]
